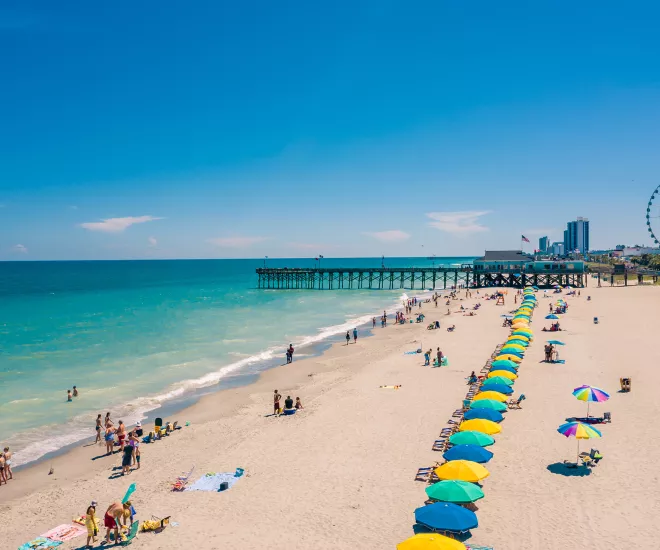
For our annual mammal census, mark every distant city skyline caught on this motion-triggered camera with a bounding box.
[2,2,660,260]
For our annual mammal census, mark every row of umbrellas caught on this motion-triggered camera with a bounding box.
[397,288,539,549]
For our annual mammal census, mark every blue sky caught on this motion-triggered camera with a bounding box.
[2,0,660,260]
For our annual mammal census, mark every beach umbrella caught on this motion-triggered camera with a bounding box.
[501,343,525,351]
[479,383,513,396]
[459,418,502,435]
[545,314,559,320]
[488,370,517,380]
[485,375,514,386]
[491,359,518,369]
[557,421,602,463]
[512,329,533,336]
[473,391,508,402]
[449,430,496,446]
[434,460,490,482]
[414,502,478,533]
[468,400,507,413]
[511,324,529,330]
[499,349,524,357]
[494,354,522,363]
[488,365,517,375]
[572,385,610,416]
[425,480,485,504]
[532,286,539,290]
[443,444,494,463]
[397,533,467,550]
[464,407,505,421]
[506,339,528,347]
[547,340,565,345]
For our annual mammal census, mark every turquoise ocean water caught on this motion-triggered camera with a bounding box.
[0,257,474,466]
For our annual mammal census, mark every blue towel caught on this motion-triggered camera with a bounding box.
[185,472,241,492]
[18,538,62,550]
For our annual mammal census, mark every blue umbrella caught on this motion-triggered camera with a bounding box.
[499,349,524,358]
[546,314,559,320]
[414,502,479,533]
[479,383,513,396]
[443,443,494,463]
[489,365,518,375]
[547,340,565,345]
[506,339,529,347]
[463,408,505,422]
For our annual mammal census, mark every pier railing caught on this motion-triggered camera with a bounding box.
[255,266,585,290]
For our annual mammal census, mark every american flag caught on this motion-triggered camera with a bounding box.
[522,235,530,243]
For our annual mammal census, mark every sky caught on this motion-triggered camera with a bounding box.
[2,0,660,260]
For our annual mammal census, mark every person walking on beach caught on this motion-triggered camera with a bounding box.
[353,327,358,343]
[105,412,112,428]
[95,414,103,443]
[0,453,6,485]
[286,343,294,364]
[424,349,431,366]
[105,424,116,455]
[274,389,282,416]
[3,447,12,480]
[372,317,376,328]
[121,436,134,475]
[436,347,444,366]
[346,331,351,345]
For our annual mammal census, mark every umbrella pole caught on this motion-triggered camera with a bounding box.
[587,401,590,418]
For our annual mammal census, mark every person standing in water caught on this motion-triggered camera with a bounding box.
[67,390,72,402]
[286,343,294,364]
[73,386,79,397]
[353,327,358,343]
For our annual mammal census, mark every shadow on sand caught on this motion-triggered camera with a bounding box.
[547,461,592,477]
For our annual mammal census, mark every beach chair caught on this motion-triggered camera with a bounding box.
[620,378,631,392]
[172,465,195,491]
[432,438,449,452]
[415,467,434,482]
[593,317,599,324]
[603,412,611,423]
[507,394,526,409]
[154,426,167,438]
[579,449,603,467]
[119,521,139,546]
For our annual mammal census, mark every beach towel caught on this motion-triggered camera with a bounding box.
[404,351,419,355]
[186,472,241,492]
[18,538,62,550]
[40,523,86,542]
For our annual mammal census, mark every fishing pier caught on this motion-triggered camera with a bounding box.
[256,264,586,290]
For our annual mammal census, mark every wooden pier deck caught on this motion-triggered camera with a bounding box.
[256,266,586,290]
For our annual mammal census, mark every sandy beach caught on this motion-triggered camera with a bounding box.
[4,284,659,549]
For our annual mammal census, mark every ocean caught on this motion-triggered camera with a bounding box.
[0,257,475,466]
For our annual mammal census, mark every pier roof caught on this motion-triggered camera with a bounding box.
[477,251,534,262]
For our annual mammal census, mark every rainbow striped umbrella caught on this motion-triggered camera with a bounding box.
[557,421,602,464]
[573,385,610,416]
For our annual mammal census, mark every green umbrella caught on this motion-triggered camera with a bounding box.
[505,339,529,347]
[425,480,485,503]
[491,359,518,369]
[449,430,496,446]
[486,376,514,386]
[469,399,507,412]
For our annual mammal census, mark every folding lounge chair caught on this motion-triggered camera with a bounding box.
[507,394,526,409]
[415,467,435,482]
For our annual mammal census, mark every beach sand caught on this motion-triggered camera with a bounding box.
[3,285,658,549]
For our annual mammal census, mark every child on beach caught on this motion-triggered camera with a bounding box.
[295,397,304,409]
[85,505,99,548]
[0,453,6,485]
[67,389,72,402]
[95,414,102,443]
[424,349,431,366]
[346,331,350,345]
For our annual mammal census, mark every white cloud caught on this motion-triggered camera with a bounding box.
[427,211,491,234]
[148,236,157,247]
[12,244,27,254]
[208,236,268,248]
[364,230,411,243]
[79,216,163,233]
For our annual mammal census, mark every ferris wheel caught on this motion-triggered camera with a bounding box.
[646,184,660,246]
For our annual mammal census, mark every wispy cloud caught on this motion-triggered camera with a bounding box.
[12,244,27,254]
[148,236,158,247]
[208,236,268,248]
[79,216,163,233]
[363,230,411,243]
[427,211,491,235]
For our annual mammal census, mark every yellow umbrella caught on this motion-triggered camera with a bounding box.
[459,418,502,435]
[434,460,490,482]
[507,335,530,342]
[488,369,518,380]
[502,343,525,351]
[495,354,522,363]
[473,390,508,402]
[397,534,467,550]
[517,308,533,314]
[511,323,529,329]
